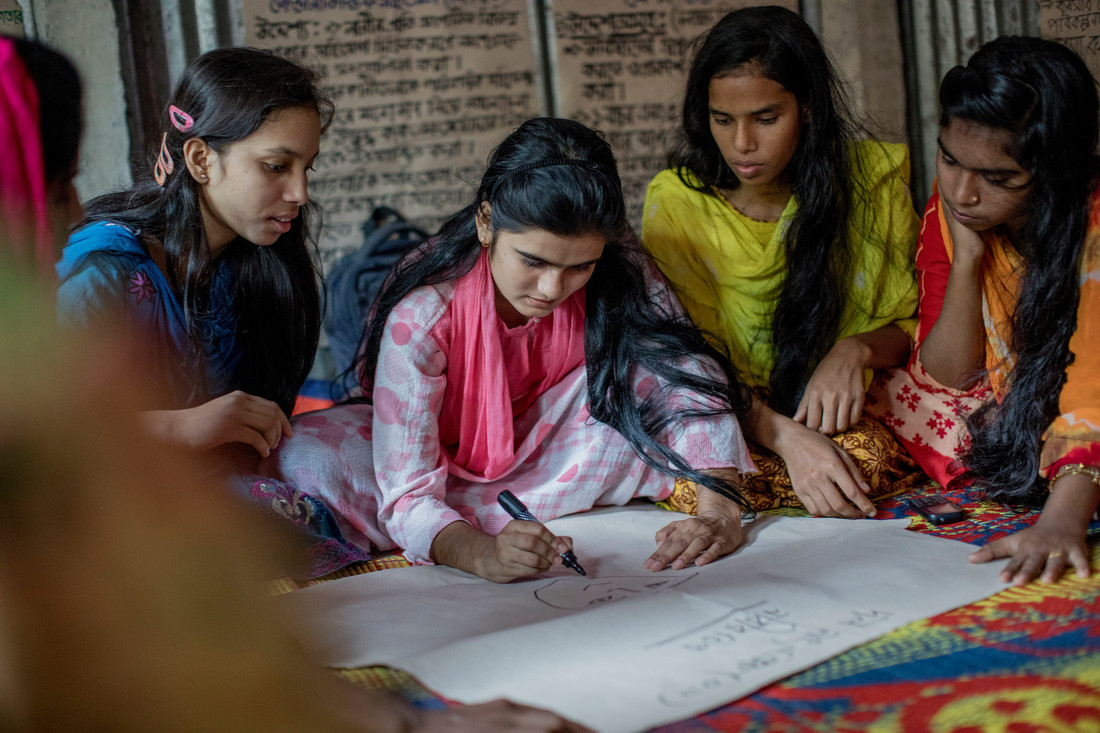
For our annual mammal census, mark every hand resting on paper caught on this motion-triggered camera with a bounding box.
[645,476,744,571]
[431,519,576,584]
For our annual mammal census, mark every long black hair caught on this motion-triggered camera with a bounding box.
[943,37,1099,503]
[359,117,752,508]
[82,47,332,415]
[671,5,876,415]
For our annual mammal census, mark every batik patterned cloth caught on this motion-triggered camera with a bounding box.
[238,475,372,579]
[258,275,755,565]
[660,414,921,513]
[738,415,923,511]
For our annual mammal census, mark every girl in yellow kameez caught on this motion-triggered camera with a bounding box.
[642,6,921,517]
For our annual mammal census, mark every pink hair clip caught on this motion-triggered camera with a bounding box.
[168,104,194,133]
[153,131,174,186]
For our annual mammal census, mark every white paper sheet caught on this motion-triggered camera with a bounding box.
[278,505,1008,732]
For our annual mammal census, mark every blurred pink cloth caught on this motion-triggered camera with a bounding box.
[0,37,51,277]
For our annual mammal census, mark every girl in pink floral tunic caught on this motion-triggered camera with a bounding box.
[261,118,756,582]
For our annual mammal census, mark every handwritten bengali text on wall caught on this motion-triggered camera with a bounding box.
[244,0,542,265]
[0,0,25,37]
[1041,0,1100,82]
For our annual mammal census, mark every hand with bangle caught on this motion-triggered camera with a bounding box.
[968,462,1099,586]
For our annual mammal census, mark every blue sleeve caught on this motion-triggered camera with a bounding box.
[56,251,132,331]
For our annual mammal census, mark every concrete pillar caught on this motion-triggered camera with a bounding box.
[821,0,909,144]
[22,0,132,201]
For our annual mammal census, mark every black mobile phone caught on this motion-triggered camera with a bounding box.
[907,495,965,525]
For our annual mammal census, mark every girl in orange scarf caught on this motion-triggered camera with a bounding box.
[872,36,1100,585]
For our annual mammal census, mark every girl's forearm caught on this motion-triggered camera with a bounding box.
[919,256,986,389]
[743,398,787,454]
[429,520,492,576]
[837,323,911,370]
[696,469,743,521]
[1042,471,1100,530]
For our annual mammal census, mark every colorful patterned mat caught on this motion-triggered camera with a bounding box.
[282,483,1100,730]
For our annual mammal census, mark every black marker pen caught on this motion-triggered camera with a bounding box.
[496,490,586,576]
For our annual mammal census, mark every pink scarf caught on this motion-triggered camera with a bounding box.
[0,38,53,278]
[436,248,587,479]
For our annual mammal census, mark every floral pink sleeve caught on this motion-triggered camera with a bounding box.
[370,285,465,562]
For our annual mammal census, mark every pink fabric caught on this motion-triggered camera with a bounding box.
[0,38,52,278]
[434,248,586,479]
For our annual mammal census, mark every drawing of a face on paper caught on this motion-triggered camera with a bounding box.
[534,574,698,610]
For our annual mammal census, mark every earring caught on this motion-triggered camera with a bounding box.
[480,238,489,248]
[200,173,208,180]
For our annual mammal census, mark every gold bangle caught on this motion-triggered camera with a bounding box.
[1052,463,1100,487]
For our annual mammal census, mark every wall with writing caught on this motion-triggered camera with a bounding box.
[12,1,910,259]
[547,0,795,223]
[1041,0,1100,80]
[243,0,542,269]
[242,0,908,263]
[0,1,25,37]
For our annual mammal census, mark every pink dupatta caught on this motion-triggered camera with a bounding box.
[0,37,53,278]
[435,248,586,479]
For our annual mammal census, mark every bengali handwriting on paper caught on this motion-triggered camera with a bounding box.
[1041,0,1100,83]
[651,603,891,711]
[649,603,890,655]
[244,0,541,267]
[548,0,796,224]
